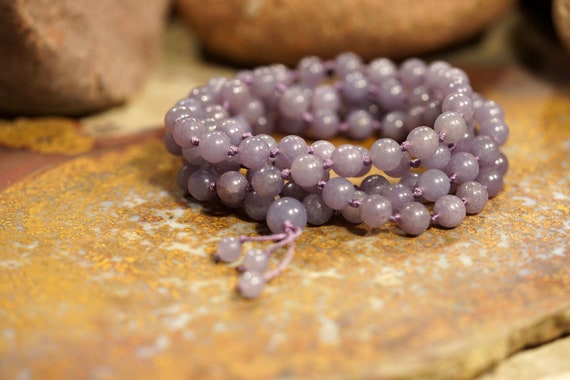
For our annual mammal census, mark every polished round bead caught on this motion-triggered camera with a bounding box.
[456,181,488,214]
[406,126,439,159]
[291,154,324,187]
[238,136,271,170]
[322,177,355,210]
[341,190,366,224]
[212,155,241,175]
[399,172,420,190]
[475,167,503,198]
[308,108,340,139]
[279,86,311,119]
[242,249,269,272]
[199,130,231,163]
[360,194,393,228]
[471,135,500,166]
[216,236,242,263]
[434,111,467,144]
[397,202,431,236]
[421,143,451,170]
[281,181,309,201]
[331,144,364,177]
[266,197,308,234]
[244,191,275,221]
[164,106,194,130]
[275,135,308,169]
[218,118,250,146]
[335,52,363,78]
[188,169,218,201]
[346,110,374,140]
[434,195,466,228]
[478,117,509,146]
[381,111,407,142]
[400,58,427,89]
[237,270,265,298]
[310,140,335,160]
[488,152,509,176]
[446,152,479,184]
[384,151,411,178]
[251,165,284,198]
[216,171,248,206]
[164,131,182,156]
[377,77,405,111]
[172,118,204,148]
[475,100,504,122]
[367,57,397,84]
[250,66,277,97]
[297,56,326,86]
[342,71,369,103]
[417,169,451,202]
[384,183,414,212]
[370,138,402,172]
[312,84,341,111]
[220,78,250,112]
[303,193,334,226]
[442,93,474,121]
[359,174,390,195]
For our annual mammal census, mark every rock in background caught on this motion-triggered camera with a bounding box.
[176,0,516,66]
[0,0,170,116]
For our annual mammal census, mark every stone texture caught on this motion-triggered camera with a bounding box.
[176,0,516,66]
[0,0,170,116]
[1,63,570,379]
[553,0,570,52]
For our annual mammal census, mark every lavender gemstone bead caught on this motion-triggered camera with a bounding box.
[341,190,367,224]
[163,131,182,156]
[251,165,284,198]
[310,140,335,160]
[291,154,324,187]
[475,167,503,198]
[331,144,364,177]
[397,202,431,236]
[216,171,248,206]
[322,177,356,210]
[199,130,231,163]
[308,108,340,139]
[400,58,427,89]
[478,117,509,146]
[434,195,466,228]
[242,249,269,272]
[399,172,420,190]
[456,181,488,214]
[346,110,374,140]
[442,93,474,121]
[266,197,308,234]
[370,138,402,172]
[239,136,271,170]
[342,71,369,103]
[219,118,250,146]
[335,52,363,78]
[367,57,397,84]
[446,152,479,184]
[360,194,393,228]
[471,135,500,166]
[303,193,334,226]
[359,174,390,195]
[384,183,414,212]
[216,236,242,263]
[188,169,218,201]
[406,126,439,159]
[275,135,308,169]
[312,84,341,111]
[384,151,411,178]
[421,143,451,170]
[279,85,311,119]
[238,270,265,298]
[281,180,309,201]
[244,191,275,221]
[434,111,467,144]
[172,118,204,148]
[417,169,451,202]
[381,111,407,142]
[297,56,326,87]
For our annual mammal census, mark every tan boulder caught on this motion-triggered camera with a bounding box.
[0,0,170,116]
[176,0,515,66]
[554,0,570,52]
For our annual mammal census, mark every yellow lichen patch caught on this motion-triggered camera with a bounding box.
[0,117,94,155]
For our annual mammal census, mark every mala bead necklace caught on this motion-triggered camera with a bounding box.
[163,52,509,298]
